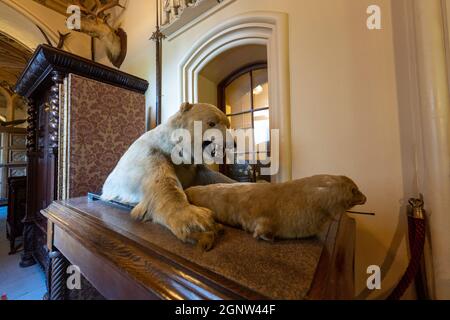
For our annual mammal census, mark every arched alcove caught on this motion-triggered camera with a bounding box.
[179,11,292,182]
[197,44,267,105]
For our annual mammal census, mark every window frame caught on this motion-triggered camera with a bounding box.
[217,62,270,182]
[218,62,269,118]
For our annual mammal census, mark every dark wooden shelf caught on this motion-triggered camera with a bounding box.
[43,196,356,300]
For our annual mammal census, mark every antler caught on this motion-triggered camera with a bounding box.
[73,0,124,19]
[73,0,94,16]
[72,0,127,68]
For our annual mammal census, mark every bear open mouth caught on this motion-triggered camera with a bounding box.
[202,140,213,150]
[202,140,216,157]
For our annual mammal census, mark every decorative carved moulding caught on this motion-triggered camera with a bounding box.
[14,44,149,98]
[26,99,37,153]
[49,71,63,150]
[160,0,230,38]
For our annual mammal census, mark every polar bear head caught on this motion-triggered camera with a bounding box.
[167,102,230,162]
[171,102,229,129]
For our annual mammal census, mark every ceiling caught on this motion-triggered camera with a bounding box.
[33,0,71,15]
[33,0,113,15]
[0,32,32,87]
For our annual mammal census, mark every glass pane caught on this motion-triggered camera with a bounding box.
[253,109,270,149]
[228,113,252,130]
[225,72,251,115]
[254,163,271,182]
[252,68,269,109]
[237,152,269,163]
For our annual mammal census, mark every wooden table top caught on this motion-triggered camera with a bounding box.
[43,197,355,300]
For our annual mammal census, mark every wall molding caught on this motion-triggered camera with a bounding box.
[179,11,292,182]
[165,0,237,41]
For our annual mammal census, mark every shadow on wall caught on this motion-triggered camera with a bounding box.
[355,204,409,299]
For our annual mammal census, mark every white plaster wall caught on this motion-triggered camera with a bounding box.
[198,74,218,106]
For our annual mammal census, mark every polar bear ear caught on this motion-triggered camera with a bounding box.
[180,102,194,113]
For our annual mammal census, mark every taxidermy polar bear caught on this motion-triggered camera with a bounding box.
[186,175,366,241]
[102,102,234,250]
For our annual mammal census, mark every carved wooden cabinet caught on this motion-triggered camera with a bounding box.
[14,45,148,269]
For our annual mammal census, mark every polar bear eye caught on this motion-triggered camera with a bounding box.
[208,121,216,127]
[352,187,359,195]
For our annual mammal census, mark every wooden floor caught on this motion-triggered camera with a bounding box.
[0,206,46,300]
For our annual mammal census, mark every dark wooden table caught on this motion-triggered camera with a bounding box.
[42,197,355,300]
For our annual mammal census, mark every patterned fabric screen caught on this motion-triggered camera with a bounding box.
[60,74,146,198]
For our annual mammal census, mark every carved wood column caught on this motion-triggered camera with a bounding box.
[49,71,64,150]
[26,98,37,153]
[20,98,38,268]
[46,71,68,299]
[47,250,69,300]
[49,71,64,201]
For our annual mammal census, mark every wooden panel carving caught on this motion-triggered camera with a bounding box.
[26,99,37,153]
[9,150,27,163]
[8,167,26,177]
[0,128,27,200]
[49,71,63,149]
[10,134,26,147]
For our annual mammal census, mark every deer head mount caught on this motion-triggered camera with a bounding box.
[73,0,127,68]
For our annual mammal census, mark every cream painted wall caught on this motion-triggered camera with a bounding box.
[100,0,157,126]
[198,75,218,106]
[0,0,91,57]
[106,0,414,298]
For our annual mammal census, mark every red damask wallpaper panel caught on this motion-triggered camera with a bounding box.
[65,74,145,198]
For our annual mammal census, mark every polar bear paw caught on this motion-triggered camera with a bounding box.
[169,205,221,251]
